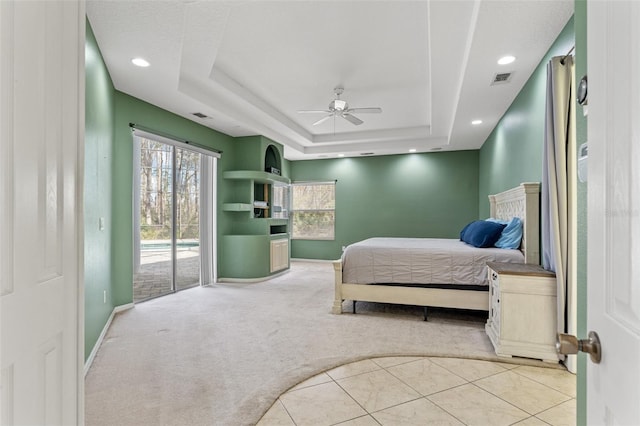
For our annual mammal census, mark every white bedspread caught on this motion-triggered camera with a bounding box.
[342,237,525,286]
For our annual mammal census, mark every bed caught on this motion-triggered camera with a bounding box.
[331,182,541,316]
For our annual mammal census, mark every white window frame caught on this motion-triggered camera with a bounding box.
[291,181,336,241]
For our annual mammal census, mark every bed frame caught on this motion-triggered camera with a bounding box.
[332,182,541,315]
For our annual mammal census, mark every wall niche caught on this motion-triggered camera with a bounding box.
[265,144,281,175]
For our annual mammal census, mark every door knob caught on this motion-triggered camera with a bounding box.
[556,331,602,363]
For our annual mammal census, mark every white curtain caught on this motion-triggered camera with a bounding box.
[541,55,574,336]
[132,136,142,274]
[200,155,217,285]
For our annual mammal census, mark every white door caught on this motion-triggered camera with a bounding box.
[0,1,84,425]
[587,1,640,424]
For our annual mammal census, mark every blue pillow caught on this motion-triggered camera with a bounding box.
[460,220,506,248]
[485,217,508,225]
[494,217,523,249]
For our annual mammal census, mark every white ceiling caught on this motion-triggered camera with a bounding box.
[86,0,573,161]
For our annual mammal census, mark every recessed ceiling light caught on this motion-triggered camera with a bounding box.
[337,154,345,157]
[471,119,483,125]
[409,149,417,153]
[497,55,516,65]
[131,57,150,67]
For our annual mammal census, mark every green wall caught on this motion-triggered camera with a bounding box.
[112,92,236,305]
[478,12,585,422]
[478,17,575,217]
[85,16,240,360]
[290,151,479,260]
[574,1,587,423]
[84,22,115,360]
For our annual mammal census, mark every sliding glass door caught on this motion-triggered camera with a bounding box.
[135,139,174,301]
[174,148,201,292]
[133,136,211,303]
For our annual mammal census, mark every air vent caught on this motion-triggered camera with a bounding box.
[360,152,375,156]
[192,112,209,118]
[491,72,513,85]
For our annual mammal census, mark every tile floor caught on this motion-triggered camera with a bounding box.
[257,356,575,426]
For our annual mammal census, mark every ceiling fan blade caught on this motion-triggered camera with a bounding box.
[347,107,382,114]
[298,110,331,114]
[312,115,333,126]
[341,113,363,126]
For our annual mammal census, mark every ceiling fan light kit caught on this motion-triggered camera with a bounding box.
[298,86,382,126]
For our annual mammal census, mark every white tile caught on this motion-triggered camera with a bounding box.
[326,359,381,380]
[536,399,576,426]
[430,357,508,381]
[280,381,366,426]
[387,358,467,396]
[372,356,425,368]
[512,365,576,397]
[496,361,521,370]
[288,372,333,392]
[513,416,550,425]
[475,371,571,415]
[428,383,529,426]
[264,356,575,426]
[256,400,295,426]
[335,414,381,426]
[373,397,464,425]
[338,369,421,413]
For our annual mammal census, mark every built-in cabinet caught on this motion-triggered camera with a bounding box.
[270,238,289,273]
[485,262,559,363]
[220,137,290,280]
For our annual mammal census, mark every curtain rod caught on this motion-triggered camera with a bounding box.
[129,123,223,154]
[560,46,575,65]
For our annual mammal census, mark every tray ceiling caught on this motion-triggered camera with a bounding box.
[87,0,573,160]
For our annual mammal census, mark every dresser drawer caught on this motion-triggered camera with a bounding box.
[488,268,500,337]
[485,262,558,363]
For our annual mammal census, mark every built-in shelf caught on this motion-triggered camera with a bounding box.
[223,170,290,185]
[253,201,269,209]
[223,203,253,212]
[220,140,289,280]
[270,224,287,235]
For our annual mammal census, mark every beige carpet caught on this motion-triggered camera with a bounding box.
[85,261,553,426]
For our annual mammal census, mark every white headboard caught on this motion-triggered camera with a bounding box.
[489,182,540,264]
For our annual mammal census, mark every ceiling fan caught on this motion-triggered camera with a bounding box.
[297,86,382,126]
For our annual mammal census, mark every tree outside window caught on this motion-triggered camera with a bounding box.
[291,182,335,240]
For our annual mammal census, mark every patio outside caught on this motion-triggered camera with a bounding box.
[133,239,200,302]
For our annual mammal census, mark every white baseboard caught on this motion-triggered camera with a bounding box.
[291,258,334,263]
[84,303,134,377]
[218,268,290,283]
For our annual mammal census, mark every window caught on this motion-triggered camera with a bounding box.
[291,181,335,240]
[271,184,290,220]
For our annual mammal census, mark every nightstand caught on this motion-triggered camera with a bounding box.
[485,262,559,363]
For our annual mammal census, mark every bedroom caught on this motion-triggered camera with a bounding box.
[83,1,582,423]
[84,0,577,343]
[5,0,639,424]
